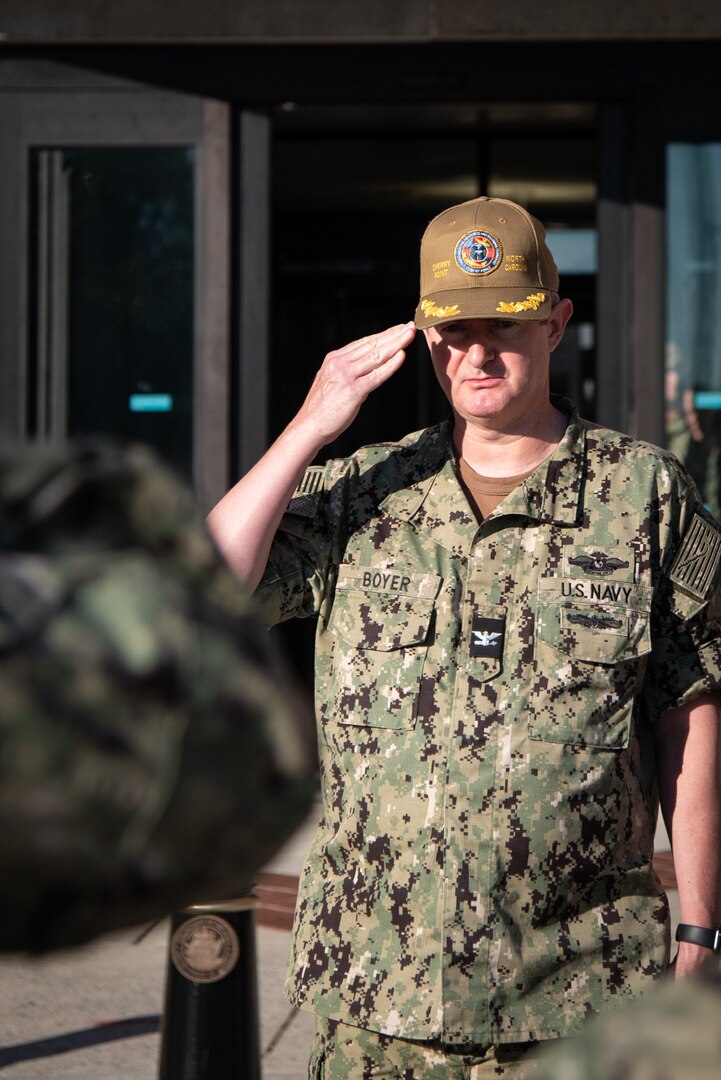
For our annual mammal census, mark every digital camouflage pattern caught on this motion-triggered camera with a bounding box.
[0,440,316,952]
[309,1015,543,1079]
[255,400,721,1044]
[534,960,721,1080]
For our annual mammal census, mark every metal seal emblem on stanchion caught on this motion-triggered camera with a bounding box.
[160,897,261,1080]
[170,912,241,984]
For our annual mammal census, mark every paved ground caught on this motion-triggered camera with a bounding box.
[0,920,315,1079]
[0,810,679,1079]
[0,811,320,1080]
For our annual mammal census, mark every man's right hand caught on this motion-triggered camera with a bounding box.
[290,322,417,446]
[207,321,416,587]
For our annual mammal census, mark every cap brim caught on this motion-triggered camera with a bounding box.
[414,287,553,329]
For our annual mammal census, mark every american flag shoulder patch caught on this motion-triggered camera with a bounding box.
[287,466,326,517]
[294,467,325,497]
[669,511,721,601]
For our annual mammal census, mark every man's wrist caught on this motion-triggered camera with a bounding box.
[675,923,721,954]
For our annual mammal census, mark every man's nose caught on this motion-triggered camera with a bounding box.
[465,338,495,366]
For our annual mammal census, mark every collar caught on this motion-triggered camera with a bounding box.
[379,401,586,554]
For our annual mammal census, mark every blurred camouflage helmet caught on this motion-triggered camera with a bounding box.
[0,440,316,952]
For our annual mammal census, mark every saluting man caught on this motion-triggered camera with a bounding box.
[208,196,721,1078]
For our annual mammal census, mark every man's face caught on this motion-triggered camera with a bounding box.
[423,302,572,430]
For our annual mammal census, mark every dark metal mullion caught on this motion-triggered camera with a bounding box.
[0,97,28,440]
[33,150,70,440]
[34,151,51,437]
[193,100,232,512]
[233,107,272,476]
[47,150,70,441]
[629,92,666,445]
[276,126,596,145]
[596,102,632,433]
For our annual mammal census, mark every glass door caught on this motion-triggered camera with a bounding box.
[31,147,196,475]
[0,76,230,510]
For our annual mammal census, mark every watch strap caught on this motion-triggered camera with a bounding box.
[675,923,721,953]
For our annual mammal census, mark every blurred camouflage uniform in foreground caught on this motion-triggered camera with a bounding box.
[0,440,316,952]
[535,960,721,1080]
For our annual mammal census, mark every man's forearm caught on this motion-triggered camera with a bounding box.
[206,420,323,589]
[655,693,721,977]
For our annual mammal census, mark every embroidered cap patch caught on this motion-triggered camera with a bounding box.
[669,512,721,601]
[471,614,505,659]
[455,230,503,276]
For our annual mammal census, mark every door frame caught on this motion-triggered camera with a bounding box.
[0,63,231,510]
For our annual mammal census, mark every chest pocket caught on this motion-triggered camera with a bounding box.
[325,566,440,729]
[529,579,653,749]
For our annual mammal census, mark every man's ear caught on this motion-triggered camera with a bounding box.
[547,299,574,352]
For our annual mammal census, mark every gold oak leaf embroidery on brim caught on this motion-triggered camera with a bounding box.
[495,292,547,314]
[420,299,461,319]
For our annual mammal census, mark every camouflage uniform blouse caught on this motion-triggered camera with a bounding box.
[255,404,721,1044]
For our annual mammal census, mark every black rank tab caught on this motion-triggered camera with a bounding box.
[470,614,505,659]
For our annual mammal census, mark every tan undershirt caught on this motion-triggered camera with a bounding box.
[456,456,536,521]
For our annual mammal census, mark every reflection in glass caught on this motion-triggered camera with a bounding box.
[31,148,195,477]
[666,144,721,519]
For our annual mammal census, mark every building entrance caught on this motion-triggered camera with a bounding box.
[270,101,598,456]
[269,101,598,687]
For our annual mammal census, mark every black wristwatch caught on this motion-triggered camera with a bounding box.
[675,923,721,954]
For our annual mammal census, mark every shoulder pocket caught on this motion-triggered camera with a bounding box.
[326,565,440,729]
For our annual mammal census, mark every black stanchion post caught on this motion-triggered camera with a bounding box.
[159,897,261,1080]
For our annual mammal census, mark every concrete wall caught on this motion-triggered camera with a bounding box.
[0,0,719,44]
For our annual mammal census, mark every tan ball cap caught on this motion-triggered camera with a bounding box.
[414,196,559,328]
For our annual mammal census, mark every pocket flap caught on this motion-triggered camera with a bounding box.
[537,603,651,663]
[329,566,440,651]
